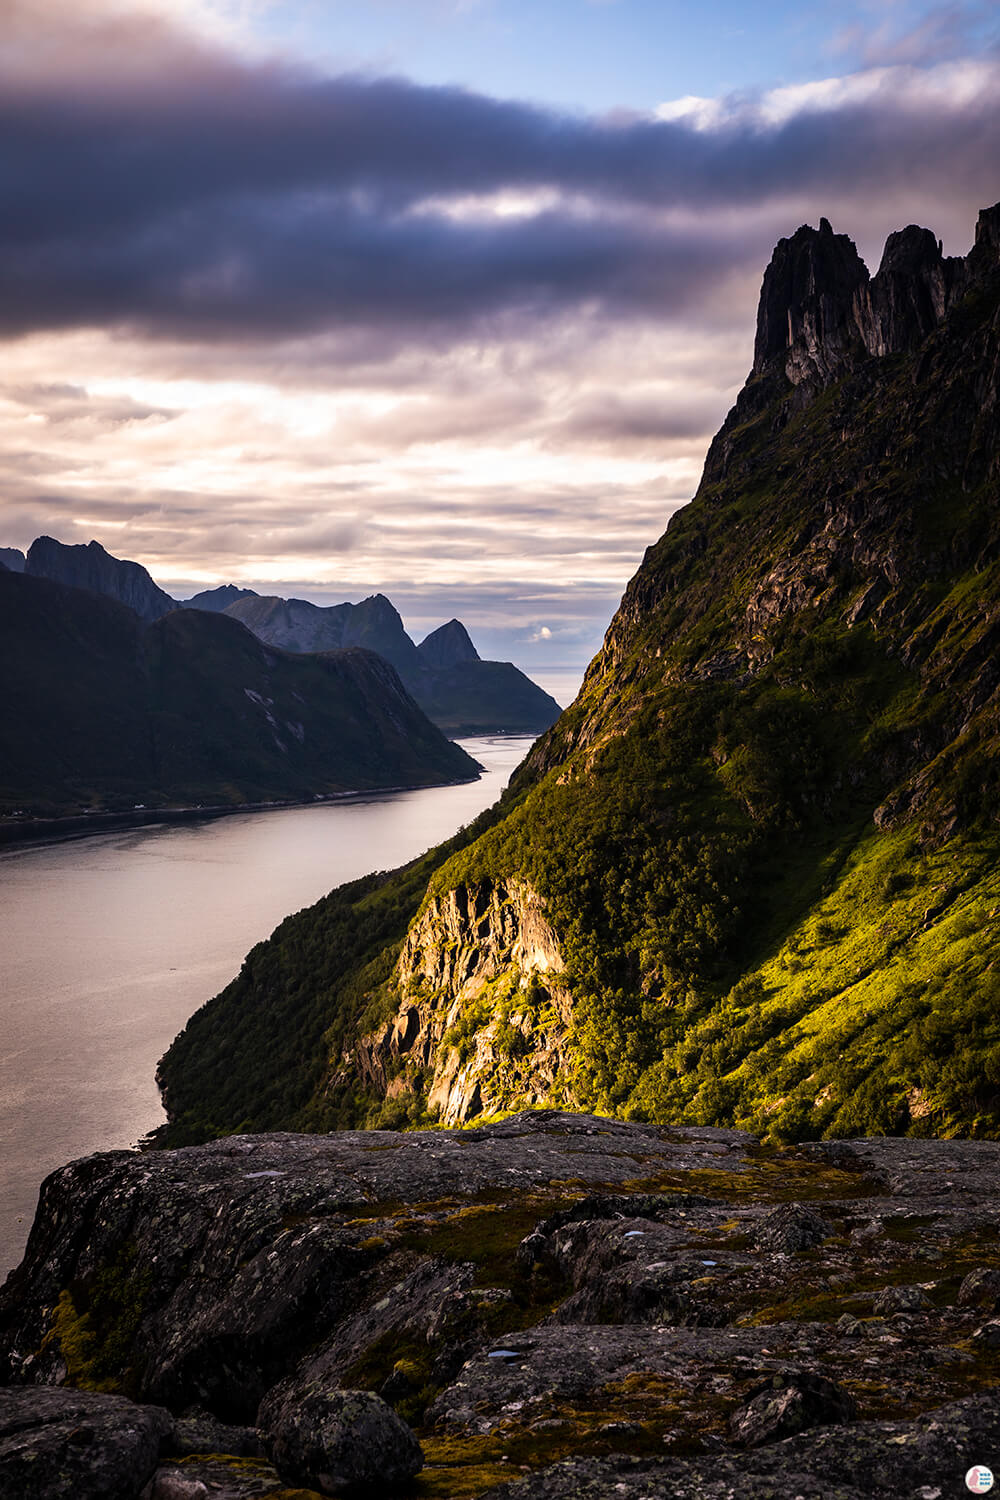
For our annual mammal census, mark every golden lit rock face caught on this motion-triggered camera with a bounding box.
[351,880,573,1125]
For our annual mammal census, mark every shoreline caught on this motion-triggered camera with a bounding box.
[0,771,484,851]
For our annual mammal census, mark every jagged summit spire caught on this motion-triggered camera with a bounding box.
[752,219,869,384]
[751,203,1000,392]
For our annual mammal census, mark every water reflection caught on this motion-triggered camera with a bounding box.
[0,736,533,1278]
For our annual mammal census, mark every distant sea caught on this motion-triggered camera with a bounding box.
[0,735,536,1281]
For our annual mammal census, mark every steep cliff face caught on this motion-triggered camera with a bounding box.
[751,215,969,389]
[346,879,573,1124]
[158,202,1000,1148]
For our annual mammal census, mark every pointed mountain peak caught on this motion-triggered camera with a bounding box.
[418,619,480,670]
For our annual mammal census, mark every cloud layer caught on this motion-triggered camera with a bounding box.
[2,0,999,681]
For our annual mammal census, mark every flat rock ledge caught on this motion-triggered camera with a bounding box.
[0,1110,999,1499]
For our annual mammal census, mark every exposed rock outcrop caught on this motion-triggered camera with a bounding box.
[751,211,982,392]
[3,1114,1000,1499]
[348,879,573,1123]
[752,216,870,387]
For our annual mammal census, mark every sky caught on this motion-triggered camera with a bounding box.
[1,0,998,696]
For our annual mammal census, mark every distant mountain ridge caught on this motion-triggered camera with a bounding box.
[0,569,478,818]
[186,583,256,612]
[217,592,561,735]
[26,536,176,622]
[2,534,562,735]
[221,592,425,683]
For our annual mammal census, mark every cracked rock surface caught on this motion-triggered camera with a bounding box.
[1,1111,999,1498]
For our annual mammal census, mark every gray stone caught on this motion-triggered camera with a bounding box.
[958,1266,1000,1310]
[728,1369,857,1447]
[3,1119,1000,1497]
[144,1455,283,1499]
[751,1203,832,1254]
[478,1392,1000,1499]
[0,1385,172,1500]
[258,1382,422,1495]
[0,1112,756,1416]
[872,1283,931,1315]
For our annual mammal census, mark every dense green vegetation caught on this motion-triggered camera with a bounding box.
[155,799,509,1142]
[156,227,1000,1145]
[0,572,477,818]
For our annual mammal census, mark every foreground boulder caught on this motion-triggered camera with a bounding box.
[0,1386,171,1500]
[258,1383,422,1493]
[2,1112,1000,1498]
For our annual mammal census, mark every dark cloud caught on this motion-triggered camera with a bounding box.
[558,391,720,448]
[1,8,997,342]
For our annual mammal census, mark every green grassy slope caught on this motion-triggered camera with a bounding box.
[157,213,1000,1145]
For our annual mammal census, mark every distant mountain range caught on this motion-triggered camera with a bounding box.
[0,567,478,819]
[8,535,561,736]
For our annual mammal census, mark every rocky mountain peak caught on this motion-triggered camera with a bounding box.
[418,618,480,669]
[858,223,963,358]
[970,202,1000,272]
[752,218,869,385]
[360,592,403,623]
[25,535,176,622]
[751,202,1000,394]
[185,583,257,612]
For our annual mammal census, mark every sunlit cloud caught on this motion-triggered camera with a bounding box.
[2,0,998,675]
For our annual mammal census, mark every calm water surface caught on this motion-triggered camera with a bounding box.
[0,735,534,1279]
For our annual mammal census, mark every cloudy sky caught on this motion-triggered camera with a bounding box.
[2,0,998,697]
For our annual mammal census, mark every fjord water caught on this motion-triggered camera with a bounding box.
[0,735,534,1280]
